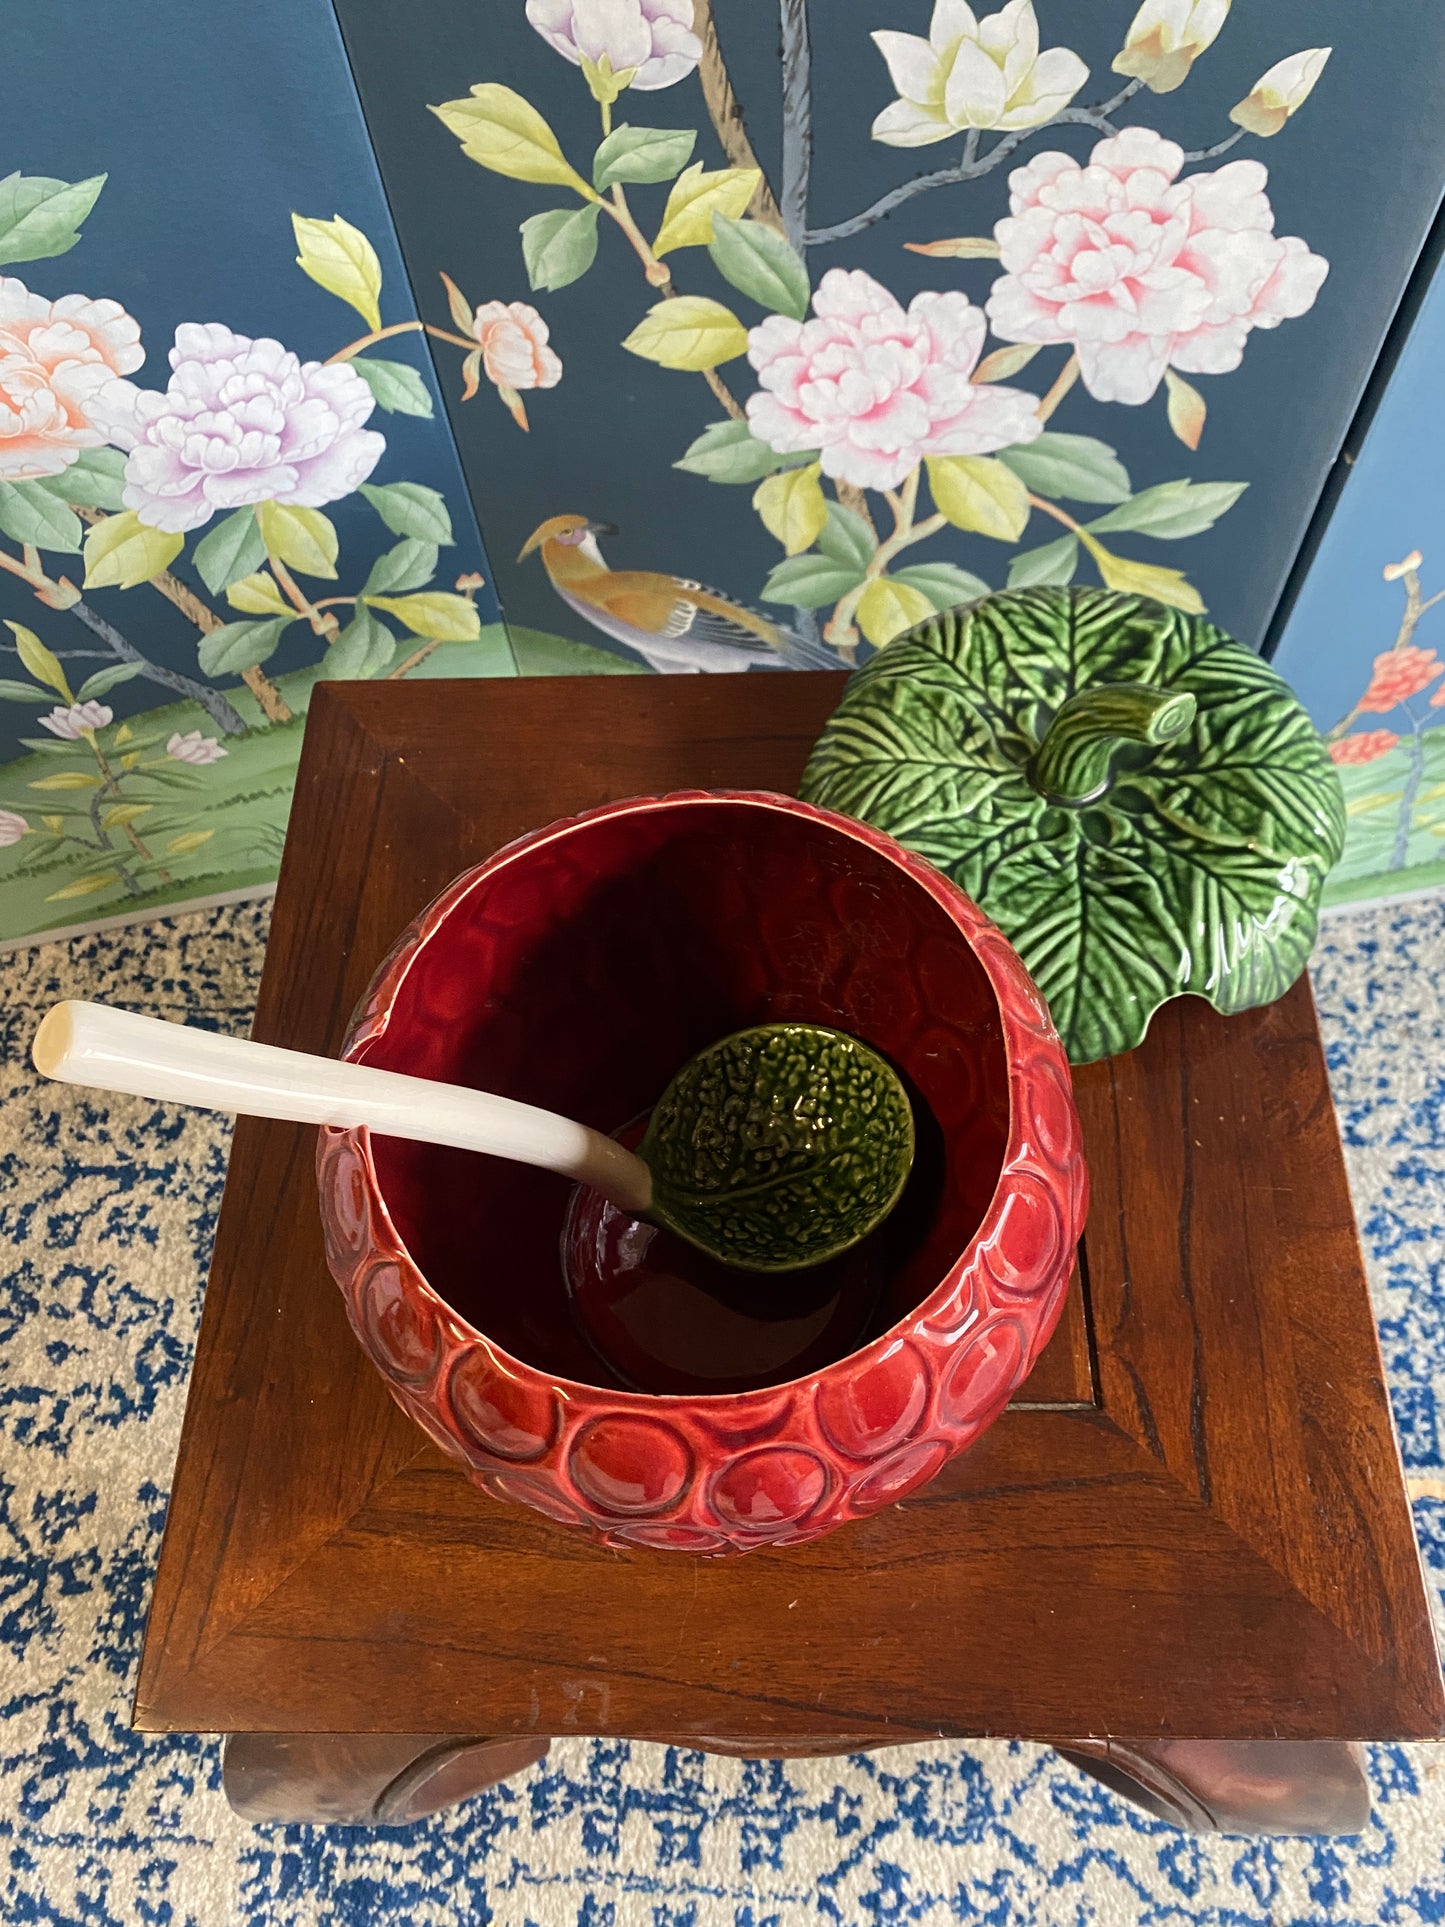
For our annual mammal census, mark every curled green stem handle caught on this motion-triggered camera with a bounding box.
[1031,683,1197,807]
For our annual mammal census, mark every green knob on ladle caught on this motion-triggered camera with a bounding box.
[31,1003,915,1274]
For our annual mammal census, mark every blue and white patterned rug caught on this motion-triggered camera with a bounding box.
[3,896,1444,1927]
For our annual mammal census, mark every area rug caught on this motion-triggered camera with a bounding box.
[3,896,1444,1927]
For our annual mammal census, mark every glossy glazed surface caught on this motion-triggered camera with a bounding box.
[638,1022,916,1272]
[801,588,1348,1065]
[316,790,1087,1553]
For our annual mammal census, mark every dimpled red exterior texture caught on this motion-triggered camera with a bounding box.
[316,792,1087,1555]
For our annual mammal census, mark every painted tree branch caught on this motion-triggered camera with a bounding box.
[0,541,247,736]
[75,506,292,725]
[1181,129,1246,163]
[805,77,1145,245]
[65,598,248,737]
[1328,563,1445,741]
[692,0,786,232]
[778,0,812,253]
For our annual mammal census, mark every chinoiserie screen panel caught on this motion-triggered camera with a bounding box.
[0,0,498,948]
[332,0,1445,665]
[1273,237,1445,909]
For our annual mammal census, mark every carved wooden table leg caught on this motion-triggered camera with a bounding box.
[223,1733,550,1824]
[1055,1740,1370,1835]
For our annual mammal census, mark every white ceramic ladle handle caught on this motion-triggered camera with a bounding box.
[30,999,653,1214]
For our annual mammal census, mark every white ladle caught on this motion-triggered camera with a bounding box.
[32,998,652,1211]
[30,999,915,1273]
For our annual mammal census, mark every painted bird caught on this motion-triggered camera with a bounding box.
[518,514,837,674]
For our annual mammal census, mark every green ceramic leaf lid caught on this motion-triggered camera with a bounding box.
[799,587,1347,1065]
[638,1022,915,1272]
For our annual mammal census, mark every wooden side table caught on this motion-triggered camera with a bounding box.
[134,677,1445,1835]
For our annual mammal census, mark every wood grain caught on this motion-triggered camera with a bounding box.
[135,676,1444,1749]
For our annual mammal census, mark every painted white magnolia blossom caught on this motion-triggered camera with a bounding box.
[38,701,112,740]
[871,0,1088,147]
[1230,48,1331,138]
[166,730,228,766]
[0,809,27,846]
[525,0,701,92]
[1111,0,1229,95]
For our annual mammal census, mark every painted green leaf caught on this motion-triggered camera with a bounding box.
[0,481,82,553]
[323,606,396,679]
[363,591,480,641]
[651,162,759,255]
[35,447,128,511]
[291,214,383,332]
[359,481,454,545]
[430,86,596,197]
[1080,535,1204,613]
[520,203,601,292]
[83,512,183,590]
[193,508,266,597]
[752,463,826,555]
[890,561,990,610]
[998,433,1132,505]
[226,572,293,617]
[0,679,48,703]
[1087,479,1249,540]
[30,771,103,791]
[6,622,70,700]
[350,358,435,417]
[639,1023,915,1272]
[101,801,152,829]
[76,662,145,702]
[926,455,1030,541]
[362,538,438,597]
[674,419,811,484]
[256,501,338,579]
[857,578,935,648]
[622,296,748,371]
[760,553,867,608]
[708,215,809,320]
[1008,535,1079,588]
[46,869,122,901]
[592,123,696,190]
[197,616,293,677]
[0,172,106,265]
[817,502,876,571]
[799,587,1347,1065]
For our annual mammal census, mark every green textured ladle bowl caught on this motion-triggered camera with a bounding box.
[638,1021,916,1272]
[32,1001,914,1274]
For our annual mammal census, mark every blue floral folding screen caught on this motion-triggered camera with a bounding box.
[0,0,524,949]
[5,0,1445,948]
[334,0,1445,668]
[1272,253,1445,909]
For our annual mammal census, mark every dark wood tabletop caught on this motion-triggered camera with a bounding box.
[135,675,1444,1779]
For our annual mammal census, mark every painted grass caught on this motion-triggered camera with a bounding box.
[0,625,646,945]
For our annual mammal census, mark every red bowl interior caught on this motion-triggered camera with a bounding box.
[355,796,1011,1393]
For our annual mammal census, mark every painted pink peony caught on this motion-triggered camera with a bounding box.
[525,0,700,89]
[985,127,1329,404]
[745,267,1042,492]
[0,276,142,481]
[96,323,386,533]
